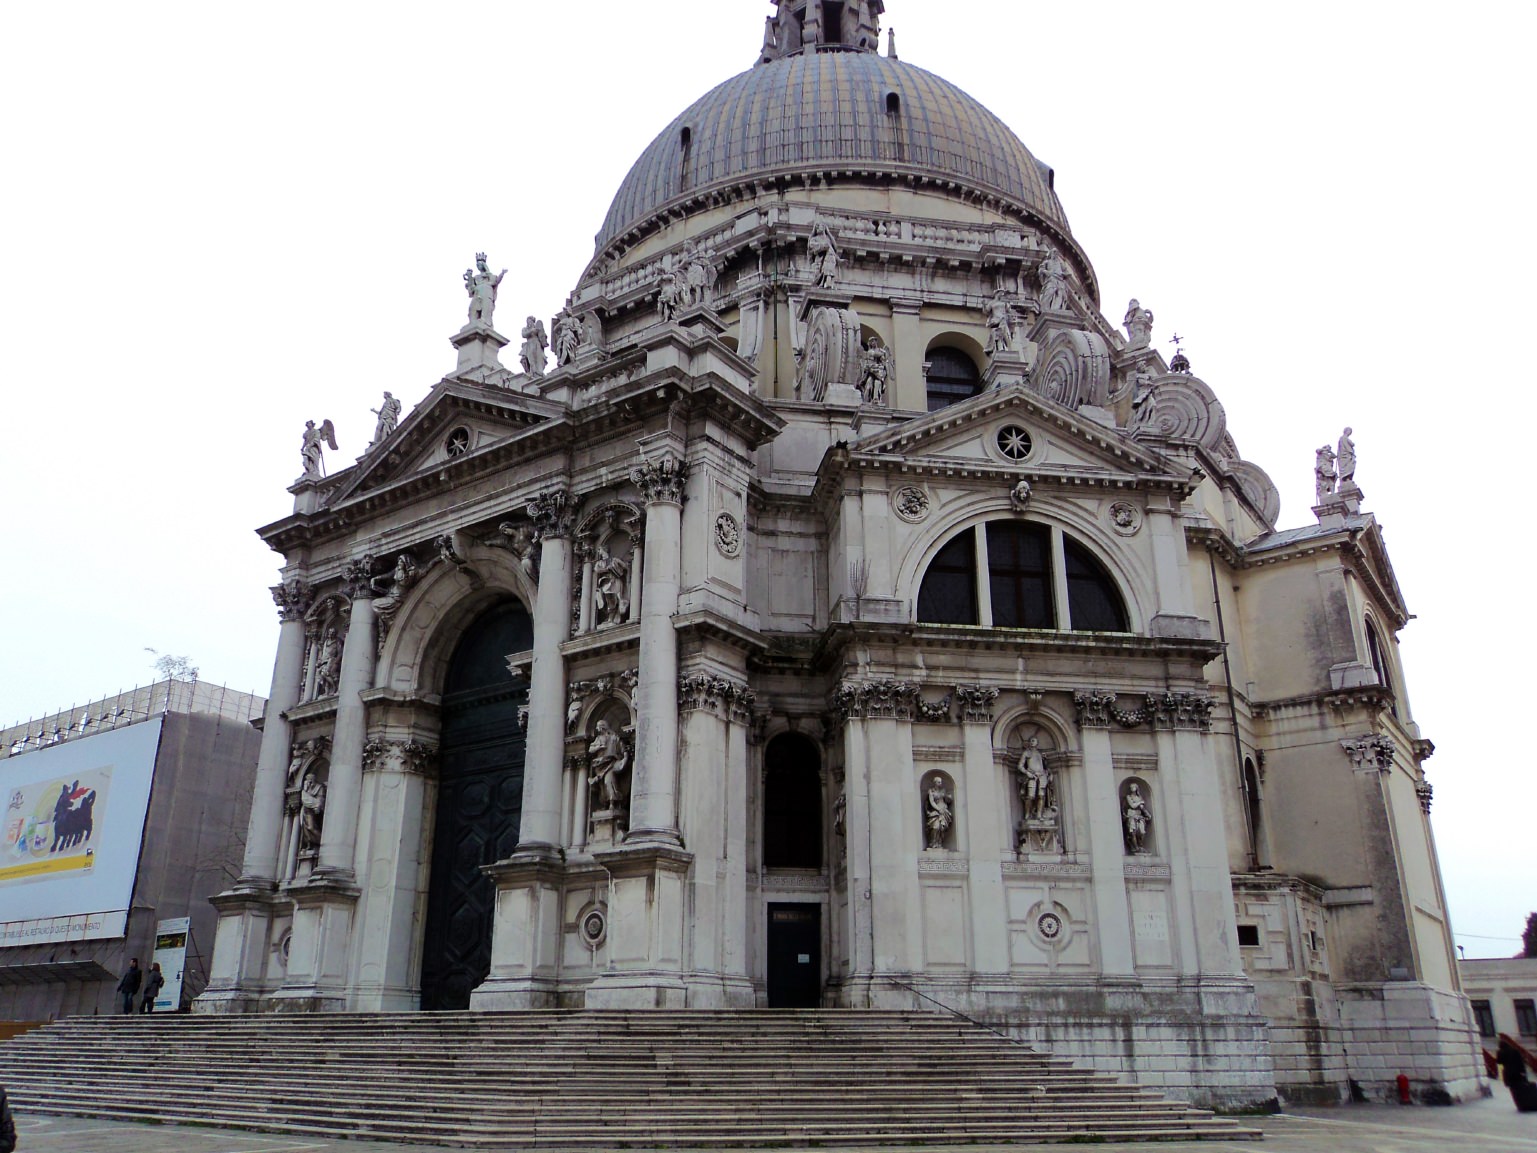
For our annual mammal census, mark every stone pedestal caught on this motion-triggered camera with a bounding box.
[583,843,694,1008]
[589,808,627,846]
[268,874,360,1011]
[473,852,565,1010]
[451,323,510,375]
[983,347,1036,390]
[195,888,283,1013]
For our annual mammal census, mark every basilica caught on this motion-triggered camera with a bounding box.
[199,0,1481,1110]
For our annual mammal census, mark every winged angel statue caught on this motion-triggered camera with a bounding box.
[301,419,339,479]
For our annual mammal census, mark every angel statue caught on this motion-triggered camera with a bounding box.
[301,419,338,480]
[463,252,506,327]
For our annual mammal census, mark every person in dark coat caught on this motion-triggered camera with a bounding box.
[1497,1037,1537,1113]
[116,958,141,1014]
[140,963,165,1014]
[1,1082,17,1153]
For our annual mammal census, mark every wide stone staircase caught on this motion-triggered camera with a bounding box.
[0,1009,1260,1146]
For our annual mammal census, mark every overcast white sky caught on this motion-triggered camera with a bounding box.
[1,2,1530,957]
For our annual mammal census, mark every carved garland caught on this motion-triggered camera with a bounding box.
[1072,690,1214,731]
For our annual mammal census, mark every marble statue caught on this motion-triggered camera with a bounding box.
[683,241,717,308]
[464,253,506,327]
[1123,782,1151,854]
[371,553,419,627]
[1314,444,1337,504]
[924,776,953,849]
[493,521,539,582]
[587,720,629,809]
[1011,479,1033,511]
[553,309,583,366]
[297,770,326,854]
[1129,363,1157,426]
[657,265,686,323]
[301,419,338,480]
[858,338,892,405]
[593,544,631,628]
[1017,737,1051,820]
[833,790,847,837]
[315,627,342,698]
[1123,299,1154,349]
[369,392,401,446]
[520,316,548,377]
[1337,427,1356,486]
[808,222,841,288]
[1038,254,1070,312]
[986,291,1018,355]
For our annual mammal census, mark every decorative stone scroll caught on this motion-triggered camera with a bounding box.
[526,487,574,540]
[1072,690,1214,731]
[832,679,921,721]
[362,738,436,776]
[797,306,862,402]
[272,578,313,622]
[1341,734,1395,772]
[678,673,756,723]
[630,454,688,505]
[953,685,999,724]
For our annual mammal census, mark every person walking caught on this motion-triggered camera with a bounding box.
[115,958,141,1015]
[1,1081,17,1153]
[140,963,165,1014]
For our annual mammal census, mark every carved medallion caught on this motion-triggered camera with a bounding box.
[1108,501,1142,536]
[578,905,608,949]
[1037,912,1064,941]
[714,512,743,558]
[893,486,931,523]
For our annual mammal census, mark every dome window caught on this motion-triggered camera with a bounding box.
[924,346,982,412]
[679,126,693,191]
[886,91,901,115]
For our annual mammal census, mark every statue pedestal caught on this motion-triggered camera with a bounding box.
[451,323,510,376]
[589,807,627,847]
[1017,814,1063,856]
[584,843,694,1008]
[984,348,1036,391]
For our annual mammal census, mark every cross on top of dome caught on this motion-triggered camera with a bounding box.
[758,0,885,65]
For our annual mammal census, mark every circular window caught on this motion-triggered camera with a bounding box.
[444,427,471,457]
[997,425,1034,460]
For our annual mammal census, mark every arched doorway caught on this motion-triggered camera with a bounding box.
[419,599,532,1011]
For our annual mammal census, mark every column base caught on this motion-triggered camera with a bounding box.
[584,972,690,1009]
[471,977,560,1010]
[479,851,566,999]
[195,884,287,1013]
[272,874,360,1009]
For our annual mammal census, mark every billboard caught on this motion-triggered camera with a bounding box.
[1,717,162,947]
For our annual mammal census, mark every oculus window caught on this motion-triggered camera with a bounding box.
[917,520,1129,632]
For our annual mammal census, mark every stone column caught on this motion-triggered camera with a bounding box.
[518,487,574,854]
[627,454,688,845]
[1074,693,1134,976]
[238,579,312,886]
[316,560,378,878]
[956,686,1008,973]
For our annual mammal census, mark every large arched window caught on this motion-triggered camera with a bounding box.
[916,521,1130,633]
[925,346,982,412]
[1364,618,1397,718]
[763,734,822,869]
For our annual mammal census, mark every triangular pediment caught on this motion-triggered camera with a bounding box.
[850,383,1182,484]
[332,380,563,503]
[1353,518,1411,626]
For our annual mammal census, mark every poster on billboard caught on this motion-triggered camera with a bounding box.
[151,916,191,1011]
[0,717,162,947]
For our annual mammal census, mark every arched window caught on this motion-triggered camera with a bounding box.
[1364,619,1397,718]
[916,520,1130,633]
[925,346,982,411]
[763,734,822,869]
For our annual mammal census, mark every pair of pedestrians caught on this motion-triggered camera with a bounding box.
[114,959,166,1014]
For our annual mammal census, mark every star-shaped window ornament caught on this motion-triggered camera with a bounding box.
[997,425,1033,461]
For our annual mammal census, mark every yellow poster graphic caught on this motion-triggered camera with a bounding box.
[2,766,113,885]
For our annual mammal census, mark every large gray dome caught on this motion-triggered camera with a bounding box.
[595,51,1068,253]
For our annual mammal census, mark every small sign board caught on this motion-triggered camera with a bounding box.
[151,916,191,1011]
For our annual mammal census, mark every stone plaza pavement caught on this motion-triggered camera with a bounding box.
[7,1095,1533,1153]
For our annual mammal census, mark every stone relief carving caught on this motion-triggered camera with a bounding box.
[1122,781,1152,854]
[832,790,847,838]
[858,337,891,405]
[520,316,548,378]
[1123,299,1154,350]
[986,290,1018,355]
[368,392,401,446]
[808,220,841,288]
[953,684,999,724]
[924,774,954,850]
[463,252,506,328]
[272,578,313,622]
[833,679,920,721]
[488,521,540,583]
[527,487,573,540]
[362,738,436,775]
[1416,778,1433,814]
[913,692,953,723]
[343,555,379,602]
[631,454,688,504]
[1073,690,1214,731]
[893,486,931,523]
[714,512,743,558]
[300,419,338,480]
[678,673,755,722]
[1037,253,1071,313]
[1010,479,1033,511]
[552,309,583,366]
[1108,501,1142,535]
[1341,734,1395,772]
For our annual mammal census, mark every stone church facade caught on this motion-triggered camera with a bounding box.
[199,1,1481,1109]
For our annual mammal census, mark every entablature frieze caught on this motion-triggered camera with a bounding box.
[1072,690,1215,731]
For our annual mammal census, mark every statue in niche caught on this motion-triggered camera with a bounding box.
[301,419,338,480]
[587,720,629,810]
[369,392,401,445]
[1038,253,1071,313]
[552,309,583,366]
[297,769,326,855]
[1016,736,1052,821]
[808,222,841,288]
[657,264,686,323]
[593,543,631,628]
[315,627,342,698]
[924,775,954,850]
[1314,443,1338,504]
[986,290,1018,355]
[1337,426,1356,487]
[520,316,548,377]
[1123,782,1152,854]
[858,338,891,405]
[833,790,847,838]
[1123,299,1154,350]
[464,253,506,327]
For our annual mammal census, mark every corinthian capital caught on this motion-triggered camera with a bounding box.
[344,555,379,600]
[271,578,313,622]
[630,454,689,505]
[526,487,574,540]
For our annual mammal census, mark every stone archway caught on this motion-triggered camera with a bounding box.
[419,598,532,1011]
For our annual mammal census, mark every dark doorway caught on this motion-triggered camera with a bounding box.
[767,903,821,1007]
[419,600,532,1011]
[763,734,822,869]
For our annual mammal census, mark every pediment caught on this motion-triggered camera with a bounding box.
[332,380,562,503]
[850,383,1182,485]
[1353,518,1411,626]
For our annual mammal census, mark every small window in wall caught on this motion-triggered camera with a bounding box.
[1516,999,1537,1037]
[916,528,978,625]
[1472,1000,1496,1038]
[925,347,982,411]
[1237,924,1262,948]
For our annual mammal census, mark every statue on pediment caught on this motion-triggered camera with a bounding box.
[464,253,505,328]
[1314,443,1337,504]
[808,222,842,288]
[986,290,1018,355]
[520,317,549,377]
[1123,299,1154,350]
[1038,254,1071,312]
[369,392,401,446]
[553,309,583,366]
[301,419,337,480]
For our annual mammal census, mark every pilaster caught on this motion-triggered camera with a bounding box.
[959,690,1008,973]
[519,486,574,854]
